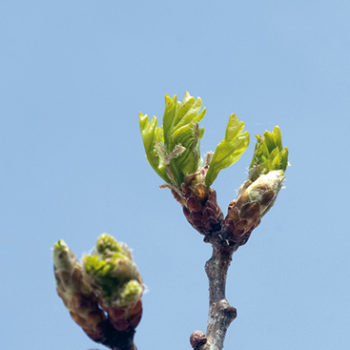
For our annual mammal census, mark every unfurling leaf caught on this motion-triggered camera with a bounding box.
[139,92,206,187]
[205,114,249,187]
[249,126,288,181]
[139,113,168,182]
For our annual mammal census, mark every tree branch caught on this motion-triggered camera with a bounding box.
[191,244,237,350]
[205,244,237,350]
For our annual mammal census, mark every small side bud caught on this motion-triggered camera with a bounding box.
[221,126,288,246]
[190,330,207,349]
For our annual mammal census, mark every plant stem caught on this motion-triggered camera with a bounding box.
[192,244,237,350]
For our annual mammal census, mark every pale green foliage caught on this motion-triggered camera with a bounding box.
[139,113,168,182]
[205,114,249,187]
[249,126,288,181]
[140,93,287,189]
[140,92,205,187]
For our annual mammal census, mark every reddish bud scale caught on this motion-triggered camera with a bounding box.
[105,300,143,332]
[222,201,261,246]
[171,170,283,247]
[55,267,106,342]
[179,184,224,236]
[222,175,280,245]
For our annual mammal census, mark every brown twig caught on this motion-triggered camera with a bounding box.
[182,186,240,350]
[173,177,280,350]
[194,244,237,350]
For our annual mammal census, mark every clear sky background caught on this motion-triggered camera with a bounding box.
[1,0,349,349]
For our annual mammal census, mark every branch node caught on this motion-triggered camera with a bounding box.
[210,299,237,325]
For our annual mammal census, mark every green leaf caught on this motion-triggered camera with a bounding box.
[249,126,288,181]
[205,114,250,187]
[163,94,177,151]
[163,93,206,186]
[140,92,206,187]
[139,113,169,182]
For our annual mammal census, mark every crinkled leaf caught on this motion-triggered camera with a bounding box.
[163,93,206,186]
[139,113,169,182]
[140,92,206,187]
[205,114,249,187]
[249,126,288,181]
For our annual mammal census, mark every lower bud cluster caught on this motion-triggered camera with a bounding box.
[53,234,144,345]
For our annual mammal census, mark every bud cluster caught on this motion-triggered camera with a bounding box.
[140,93,288,248]
[170,165,286,248]
[53,234,144,345]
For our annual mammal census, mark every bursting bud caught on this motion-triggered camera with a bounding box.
[223,170,285,245]
[140,93,251,237]
[82,234,144,331]
[245,170,284,213]
[53,240,106,342]
[223,126,288,246]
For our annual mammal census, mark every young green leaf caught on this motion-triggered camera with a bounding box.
[140,92,206,187]
[249,126,288,181]
[139,113,169,182]
[205,114,249,187]
[163,93,206,186]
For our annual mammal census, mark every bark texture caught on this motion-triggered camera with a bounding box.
[190,244,237,350]
[201,245,237,350]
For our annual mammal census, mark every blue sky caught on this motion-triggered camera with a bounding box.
[1,0,349,349]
